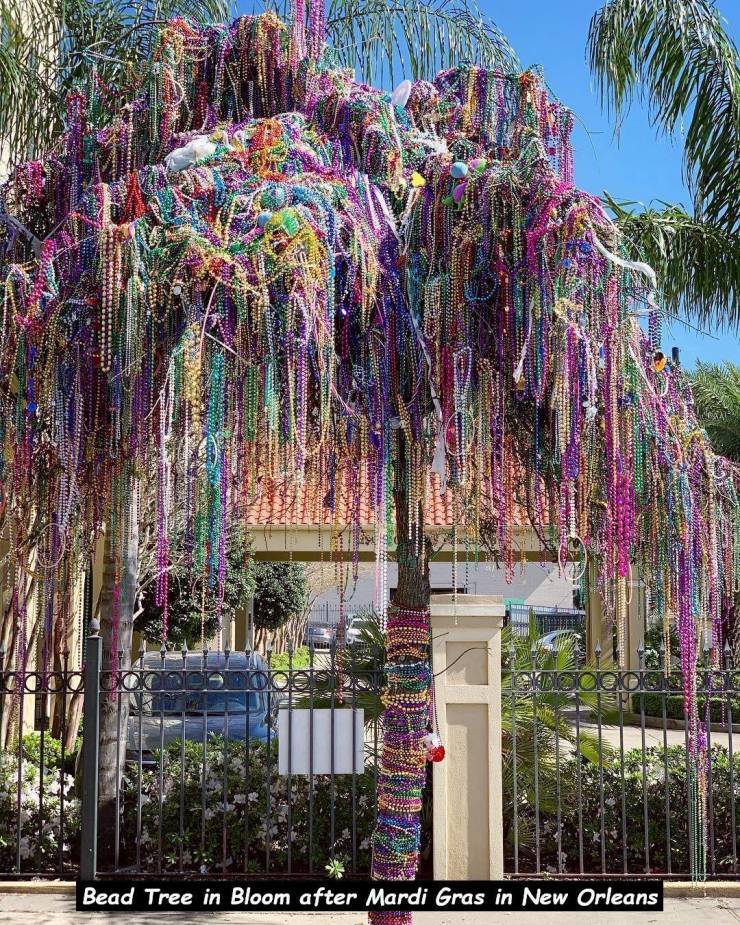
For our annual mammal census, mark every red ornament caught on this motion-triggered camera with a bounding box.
[422,731,445,762]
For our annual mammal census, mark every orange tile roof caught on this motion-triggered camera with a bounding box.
[244,474,540,529]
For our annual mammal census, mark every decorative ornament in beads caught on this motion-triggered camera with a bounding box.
[422,729,445,763]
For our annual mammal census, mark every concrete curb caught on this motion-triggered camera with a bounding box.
[2,880,740,898]
[664,881,740,897]
[0,881,75,893]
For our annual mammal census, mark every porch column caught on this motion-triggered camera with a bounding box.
[585,561,610,661]
[429,593,505,879]
[625,574,646,670]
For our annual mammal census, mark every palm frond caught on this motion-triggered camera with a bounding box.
[588,0,740,235]
[689,361,740,462]
[0,1,61,164]
[604,193,740,329]
[0,0,232,169]
[273,0,518,86]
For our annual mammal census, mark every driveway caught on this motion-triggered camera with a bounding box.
[577,721,735,752]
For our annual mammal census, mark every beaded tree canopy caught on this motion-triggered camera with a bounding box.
[0,6,738,885]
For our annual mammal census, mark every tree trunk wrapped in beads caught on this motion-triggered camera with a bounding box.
[369,443,432,925]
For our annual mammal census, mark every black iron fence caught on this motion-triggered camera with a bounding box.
[0,631,382,880]
[2,632,740,881]
[0,647,83,878]
[95,637,382,878]
[504,641,740,878]
[506,604,585,638]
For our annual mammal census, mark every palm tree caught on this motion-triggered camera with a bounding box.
[320,0,517,86]
[588,0,740,328]
[689,361,740,462]
[501,623,608,855]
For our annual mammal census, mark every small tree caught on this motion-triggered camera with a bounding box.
[690,362,740,463]
[253,561,309,653]
[136,528,256,648]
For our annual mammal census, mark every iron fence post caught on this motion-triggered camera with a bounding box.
[80,618,101,880]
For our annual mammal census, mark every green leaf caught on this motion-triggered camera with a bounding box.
[604,193,740,329]
[588,0,740,236]
[688,360,740,462]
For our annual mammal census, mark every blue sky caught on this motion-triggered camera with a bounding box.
[478,0,739,369]
[239,0,739,368]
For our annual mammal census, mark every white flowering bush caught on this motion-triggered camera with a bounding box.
[0,733,80,871]
[507,745,740,874]
[119,737,376,873]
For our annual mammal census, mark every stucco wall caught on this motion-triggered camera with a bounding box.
[311,560,576,612]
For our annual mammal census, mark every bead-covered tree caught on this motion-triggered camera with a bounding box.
[0,0,737,896]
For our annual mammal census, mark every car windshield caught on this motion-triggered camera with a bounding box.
[144,689,262,715]
[133,668,265,715]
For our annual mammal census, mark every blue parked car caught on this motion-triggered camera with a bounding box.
[126,651,273,762]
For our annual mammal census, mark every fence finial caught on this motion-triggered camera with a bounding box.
[89,617,100,636]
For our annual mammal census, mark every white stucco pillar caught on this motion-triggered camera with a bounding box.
[429,593,505,880]
[626,576,645,669]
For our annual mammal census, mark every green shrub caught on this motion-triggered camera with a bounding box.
[0,734,80,871]
[507,745,739,874]
[5,730,740,879]
[639,693,740,724]
[118,736,375,874]
[643,621,680,668]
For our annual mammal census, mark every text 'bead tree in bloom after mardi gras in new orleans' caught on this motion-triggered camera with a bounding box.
[0,2,737,897]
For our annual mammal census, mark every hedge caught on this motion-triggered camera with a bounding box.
[117,737,376,874]
[4,734,740,878]
[638,693,740,724]
[0,733,80,871]
[507,745,740,875]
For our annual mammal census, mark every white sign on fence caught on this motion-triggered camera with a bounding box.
[277,708,365,775]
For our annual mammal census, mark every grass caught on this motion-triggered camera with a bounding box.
[269,646,311,669]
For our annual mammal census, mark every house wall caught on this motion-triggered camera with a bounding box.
[311,560,576,612]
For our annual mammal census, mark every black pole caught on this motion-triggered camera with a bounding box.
[80,618,101,880]
[81,559,93,663]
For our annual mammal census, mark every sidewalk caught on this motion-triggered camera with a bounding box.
[2,892,740,924]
